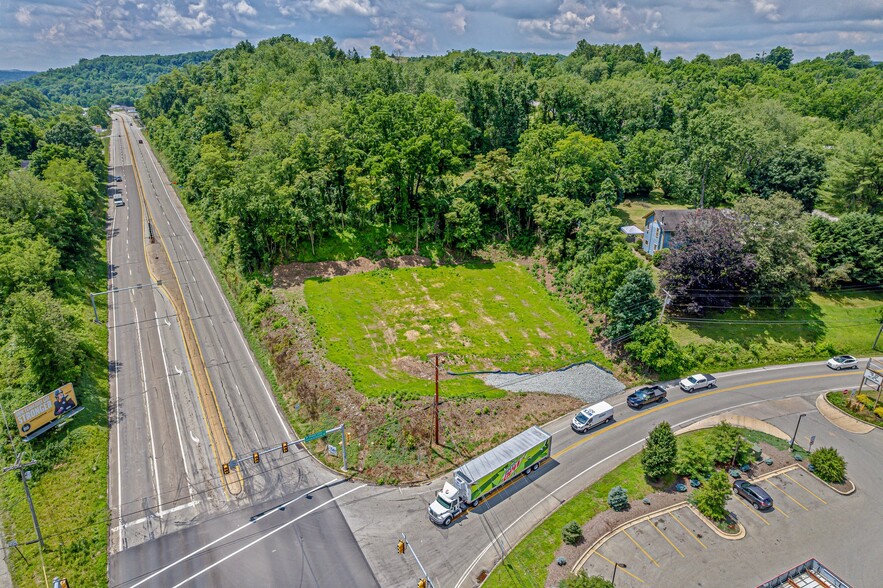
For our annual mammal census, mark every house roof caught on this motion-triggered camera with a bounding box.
[620,225,644,235]
[644,209,695,231]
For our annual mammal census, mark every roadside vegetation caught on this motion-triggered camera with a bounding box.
[827,391,883,428]
[0,106,109,586]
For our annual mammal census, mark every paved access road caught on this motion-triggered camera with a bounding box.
[107,115,376,587]
[333,363,871,588]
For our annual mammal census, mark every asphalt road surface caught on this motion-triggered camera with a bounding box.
[332,362,871,588]
[107,115,375,587]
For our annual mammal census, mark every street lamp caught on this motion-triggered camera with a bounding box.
[789,414,807,450]
[612,562,626,584]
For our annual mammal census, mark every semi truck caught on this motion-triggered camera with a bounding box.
[427,426,551,526]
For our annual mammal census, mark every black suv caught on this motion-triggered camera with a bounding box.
[626,385,667,408]
[733,480,773,510]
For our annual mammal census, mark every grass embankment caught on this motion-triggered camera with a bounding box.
[483,426,785,587]
[0,259,109,587]
[305,262,608,398]
[669,290,883,371]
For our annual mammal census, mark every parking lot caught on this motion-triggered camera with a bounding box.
[579,466,842,586]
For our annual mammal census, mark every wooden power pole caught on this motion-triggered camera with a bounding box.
[427,353,447,445]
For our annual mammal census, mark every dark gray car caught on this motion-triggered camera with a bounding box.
[733,480,773,510]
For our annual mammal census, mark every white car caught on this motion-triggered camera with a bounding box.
[827,355,858,370]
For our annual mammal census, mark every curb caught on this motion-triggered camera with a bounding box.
[795,463,856,496]
[570,501,746,573]
[685,503,745,540]
[818,392,877,434]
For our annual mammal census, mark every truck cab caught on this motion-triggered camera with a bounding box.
[428,481,463,526]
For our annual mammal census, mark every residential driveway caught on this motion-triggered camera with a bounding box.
[579,410,883,587]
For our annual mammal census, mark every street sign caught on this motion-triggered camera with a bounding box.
[328,445,338,457]
[304,430,327,442]
[864,369,882,387]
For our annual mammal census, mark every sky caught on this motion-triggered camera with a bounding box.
[1,0,881,71]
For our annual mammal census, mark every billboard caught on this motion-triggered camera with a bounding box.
[14,383,78,437]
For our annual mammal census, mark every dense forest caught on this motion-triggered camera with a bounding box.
[136,37,882,376]
[19,51,217,106]
[0,97,110,583]
[138,38,882,270]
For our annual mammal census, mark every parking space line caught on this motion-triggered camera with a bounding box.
[772,505,790,518]
[623,529,660,567]
[783,472,827,505]
[670,512,706,549]
[766,479,809,511]
[595,551,646,584]
[734,499,770,525]
[650,520,685,557]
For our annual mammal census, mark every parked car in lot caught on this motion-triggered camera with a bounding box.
[733,480,773,510]
[571,401,614,433]
[113,196,124,207]
[627,385,667,408]
[115,175,122,182]
[827,355,858,370]
[679,373,716,392]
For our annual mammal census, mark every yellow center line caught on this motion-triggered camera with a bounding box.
[650,519,685,557]
[734,497,770,525]
[595,551,646,584]
[766,478,809,511]
[552,373,853,461]
[783,471,828,504]
[670,511,706,549]
[623,529,660,567]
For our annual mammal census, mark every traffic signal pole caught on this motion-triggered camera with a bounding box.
[399,532,434,588]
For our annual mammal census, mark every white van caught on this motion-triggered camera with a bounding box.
[571,401,614,433]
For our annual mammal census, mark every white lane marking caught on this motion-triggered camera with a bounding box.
[143,150,291,436]
[454,396,782,588]
[129,479,342,587]
[134,304,164,517]
[170,484,367,588]
[110,173,124,552]
[115,500,201,531]
[155,311,195,500]
[189,430,200,444]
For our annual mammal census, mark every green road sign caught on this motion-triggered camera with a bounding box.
[304,430,327,442]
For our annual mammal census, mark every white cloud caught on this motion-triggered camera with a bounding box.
[752,0,780,21]
[15,6,34,25]
[442,4,468,35]
[223,0,257,16]
[155,2,216,33]
[311,0,375,16]
[518,1,596,39]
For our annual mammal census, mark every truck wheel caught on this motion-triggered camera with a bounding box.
[531,463,539,471]
[443,516,452,526]
[657,396,664,403]
[470,499,480,508]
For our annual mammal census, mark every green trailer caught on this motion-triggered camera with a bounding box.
[428,426,551,526]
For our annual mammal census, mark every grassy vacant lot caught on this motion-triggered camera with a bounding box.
[669,290,883,371]
[305,262,607,398]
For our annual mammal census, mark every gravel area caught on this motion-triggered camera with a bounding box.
[479,362,625,403]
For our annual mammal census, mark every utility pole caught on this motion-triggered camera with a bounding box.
[427,353,447,445]
[873,321,882,351]
[3,453,43,549]
[659,289,672,324]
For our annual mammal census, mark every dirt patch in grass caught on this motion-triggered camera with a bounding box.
[273,254,433,288]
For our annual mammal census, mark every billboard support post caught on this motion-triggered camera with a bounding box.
[3,453,43,549]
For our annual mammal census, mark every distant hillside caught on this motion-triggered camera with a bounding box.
[0,70,37,84]
[19,51,217,106]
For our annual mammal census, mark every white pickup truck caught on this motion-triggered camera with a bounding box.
[679,373,716,392]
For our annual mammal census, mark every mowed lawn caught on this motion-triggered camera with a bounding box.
[669,290,883,370]
[305,262,605,398]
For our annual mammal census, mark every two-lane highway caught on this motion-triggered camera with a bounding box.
[107,114,377,587]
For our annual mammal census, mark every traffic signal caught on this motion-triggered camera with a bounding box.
[253,452,260,464]
[397,540,405,554]
[418,579,426,588]
[281,441,289,454]
[222,463,230,475]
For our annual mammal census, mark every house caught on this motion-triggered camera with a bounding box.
[641,209,694,255]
